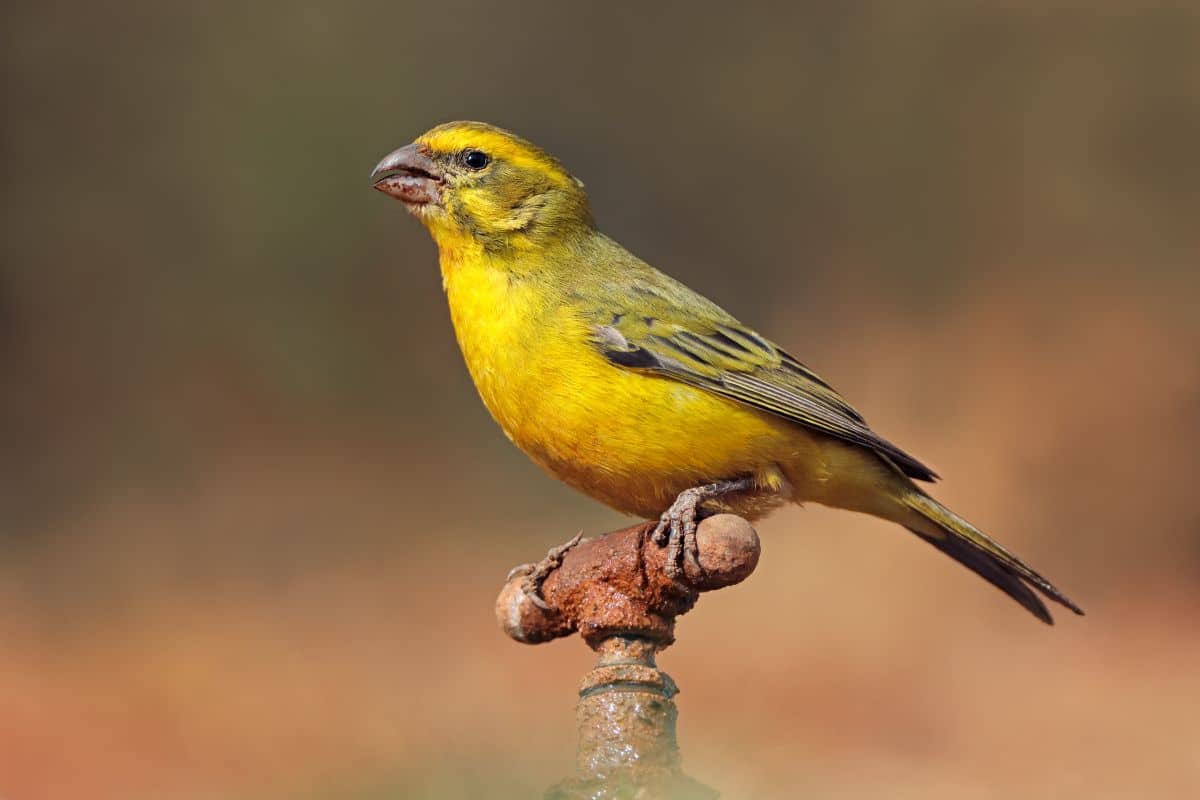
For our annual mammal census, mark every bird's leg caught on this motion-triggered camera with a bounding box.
[505,531,584,611]
[652,477,756,579]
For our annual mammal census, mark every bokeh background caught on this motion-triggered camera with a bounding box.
[3,2,1199,798]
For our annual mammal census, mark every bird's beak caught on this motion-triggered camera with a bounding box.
[371,143,444,206]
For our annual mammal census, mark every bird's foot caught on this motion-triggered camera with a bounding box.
[652,478,755,580]
[506,531,584,610]
[652,488,707,581]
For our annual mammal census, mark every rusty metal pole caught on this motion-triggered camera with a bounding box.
[496,514,760,799]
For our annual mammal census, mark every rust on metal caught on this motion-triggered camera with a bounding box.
[496,514,760,799]
[496,513,760,649]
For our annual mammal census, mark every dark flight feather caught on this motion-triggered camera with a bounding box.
[907,526,1055,623]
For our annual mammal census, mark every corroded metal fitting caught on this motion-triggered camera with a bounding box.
[496,514,760,649]
[496,515,760,799]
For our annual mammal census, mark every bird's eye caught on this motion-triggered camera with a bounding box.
[461,149,491,170]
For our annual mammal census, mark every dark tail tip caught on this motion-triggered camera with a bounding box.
[906,527,1080,625]
[1025,573,1087,618]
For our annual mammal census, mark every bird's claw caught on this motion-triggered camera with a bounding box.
[522,576,553,611]
[507,531,584,611]
[506,562,531,583]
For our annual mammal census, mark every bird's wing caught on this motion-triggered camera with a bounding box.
[587,292,937,482]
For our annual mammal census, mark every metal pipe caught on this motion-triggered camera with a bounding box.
[496,514,760,798]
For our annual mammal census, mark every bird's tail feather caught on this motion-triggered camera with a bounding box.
[902,492,1085,624]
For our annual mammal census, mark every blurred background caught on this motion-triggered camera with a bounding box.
[3,1,1199,798]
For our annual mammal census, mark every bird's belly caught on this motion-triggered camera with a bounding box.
[494,341,810,518]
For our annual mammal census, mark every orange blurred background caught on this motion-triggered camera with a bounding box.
[3,2,1199,798]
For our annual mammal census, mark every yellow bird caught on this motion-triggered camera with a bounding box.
[371,121,1083,624]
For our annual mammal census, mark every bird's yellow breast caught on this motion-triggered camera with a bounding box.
[440,254,813,518]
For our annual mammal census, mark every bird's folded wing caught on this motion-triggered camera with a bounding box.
[591,313,938,482]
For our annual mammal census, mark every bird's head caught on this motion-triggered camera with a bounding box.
[372,121,592,253]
